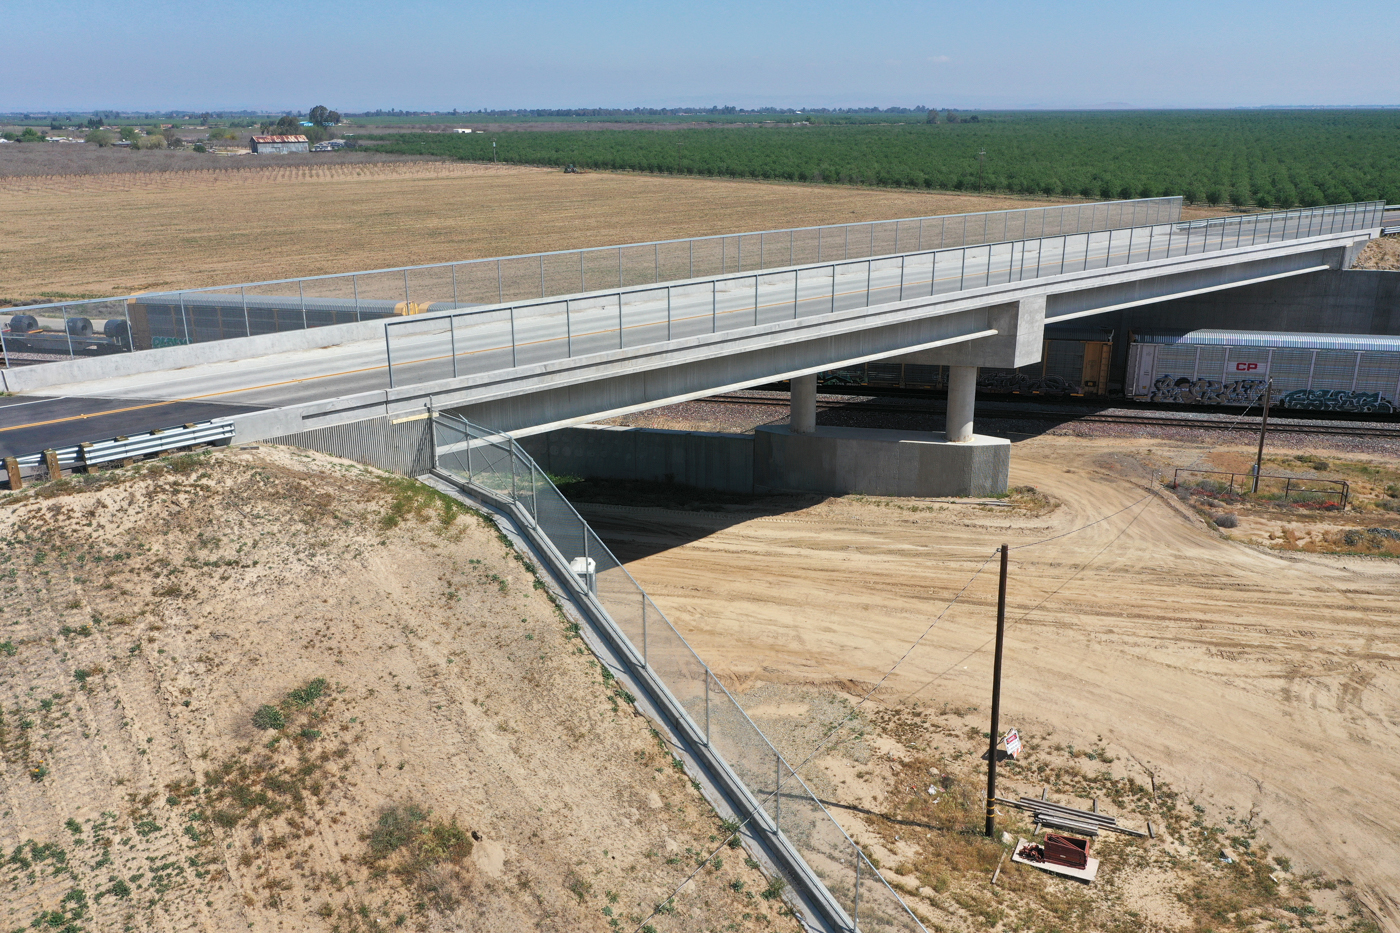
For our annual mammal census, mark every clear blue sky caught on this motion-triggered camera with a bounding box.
[4,0,1398,112]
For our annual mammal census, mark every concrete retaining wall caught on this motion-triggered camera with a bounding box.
[519,424,755,493]
[754,425,1009,497]
[266,413,433,475]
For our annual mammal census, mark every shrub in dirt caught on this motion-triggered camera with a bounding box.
[365,804,474,908]
[252,704,286,730]
[1213,513,1239,529]
[1311,460,1330,471]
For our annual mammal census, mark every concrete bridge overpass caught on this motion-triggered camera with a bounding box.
[1,200,1384,494]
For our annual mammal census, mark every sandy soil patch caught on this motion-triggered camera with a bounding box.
[0,447,797,933]
[578,433,1399,930]
[1353,235,1400,271]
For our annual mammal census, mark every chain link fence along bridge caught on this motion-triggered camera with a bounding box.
[380,201,1382,390]
[432,411,926,933]
[0,198,1179,366]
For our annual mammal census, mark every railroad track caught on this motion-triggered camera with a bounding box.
[702,393,1400,439]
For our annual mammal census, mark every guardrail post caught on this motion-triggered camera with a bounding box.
[43,449,61,481]
[4,457,21,491]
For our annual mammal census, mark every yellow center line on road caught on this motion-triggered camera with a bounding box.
[0,362,388,435]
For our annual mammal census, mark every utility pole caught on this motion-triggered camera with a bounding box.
[1251,379,1273,493]
[985,543,1009,838]
[977,148,987,193]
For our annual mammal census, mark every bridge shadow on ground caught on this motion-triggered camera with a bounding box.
[561,477,822,564]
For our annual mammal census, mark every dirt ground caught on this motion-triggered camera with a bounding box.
[1354,235,1400,271]
[575,433,1399,931]
[0,156,1227,303]
[0,447,798,933]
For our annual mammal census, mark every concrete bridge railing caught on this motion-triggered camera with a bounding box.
[382,202,1384,391]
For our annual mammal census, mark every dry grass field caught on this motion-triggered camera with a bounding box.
[1,157,1225,303]
[0,446,797,933]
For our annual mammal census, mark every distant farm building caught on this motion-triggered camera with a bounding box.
[454,128,474,133]
[249,134,309,154]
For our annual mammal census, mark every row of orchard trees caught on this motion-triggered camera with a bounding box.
[375,110,1400,207]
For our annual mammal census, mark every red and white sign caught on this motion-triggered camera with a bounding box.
[1003,728,1022,758]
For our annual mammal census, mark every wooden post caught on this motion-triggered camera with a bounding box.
[1252,380,1273,494]
[43,449,61,481]
[986,543,1009,838]
[4,457,20,491]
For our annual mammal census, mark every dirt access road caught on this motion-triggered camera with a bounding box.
[581,434,1400,929]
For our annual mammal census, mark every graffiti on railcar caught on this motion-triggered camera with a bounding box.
[1148,376,1267,405]
[1279,389,1396,413]
[978,371,1078,397]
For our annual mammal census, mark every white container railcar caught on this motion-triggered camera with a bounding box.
[1126,330,1400,413]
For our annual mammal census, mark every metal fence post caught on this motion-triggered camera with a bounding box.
[617,247,623,288]
[774,753,781,829]
[753,276,759,326]
[853,847,861,926]
[528,451,539,523]
[353,275,360,322]
[179,293,191,345]
[704,670,711,742]
[452,263,459,305]
[760,232,764,269]
[899,255,906,300]
[689,239,694,278]
[450,314,458,379]
[241,286,251,336]
[498,259,504,303]
[0,321,9,369]
[844,225,849,259]
[641,595,648,666]
[866,260,872,306]
[712,281,717,332]
[653,243,659,283]
[581,251,587,292]
[540,255,546,298]
[62,305,76,359]
[793,271,800,318]
[789,229,793,266]
[618,294,624,348]
[667,286,673,339]
[509,307,517,366]
[403,269,410,307]
[565,299,572,356]
[299,280,308,330]
[384,325,395,389]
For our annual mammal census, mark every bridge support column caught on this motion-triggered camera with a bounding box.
[946,366,977,443]
[790,374,817,434]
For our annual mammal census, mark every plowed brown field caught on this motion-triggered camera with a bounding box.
[0,158,1224,302]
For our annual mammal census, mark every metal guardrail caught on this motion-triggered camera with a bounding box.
[431,411,928,933]
[381,201,1385,390]
[0,198,1180,365]
[8,421,234,482]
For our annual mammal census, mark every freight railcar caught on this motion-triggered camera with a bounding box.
[1126,330,1400,412]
